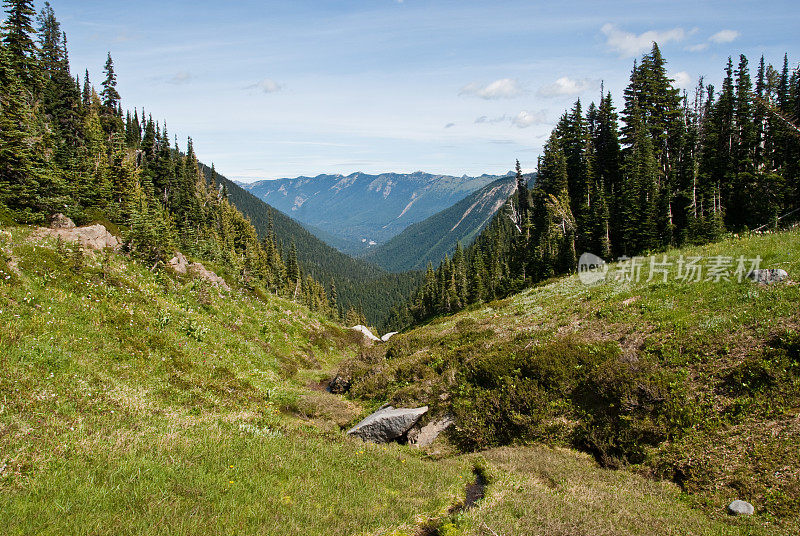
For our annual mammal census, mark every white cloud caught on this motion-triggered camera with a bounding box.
[709,29,740,44]
[474,110,547,128]
[685,43,709,52]
[512,110,547,128]
[601,23,686,57]
[538,77,598,98]
[168,71,193,85]
[459,78,524,99]
[670,71,692,89]
[250,78,284,93]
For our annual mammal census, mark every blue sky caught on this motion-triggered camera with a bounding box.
[47,0,800,181]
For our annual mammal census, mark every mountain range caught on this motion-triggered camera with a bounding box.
[240,172,510,254]
[361,175,521,272]
[203,165,423,330]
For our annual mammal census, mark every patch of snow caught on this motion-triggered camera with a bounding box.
[351,325,381,342]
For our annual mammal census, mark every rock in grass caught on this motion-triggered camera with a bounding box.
[169,252,189,275]
[728,500,754,515]
[347,406,428,443]
[748,269,788,284]
[408,414,454,447]
[187,262,230,291]
[37,223,120,250]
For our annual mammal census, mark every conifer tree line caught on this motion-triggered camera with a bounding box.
[391,43,800,328]
[0,0,336,317]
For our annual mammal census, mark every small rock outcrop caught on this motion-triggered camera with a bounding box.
[168,252,230,290]
[37,223,120,251]
[49,213,76,229]
[408,414,454,448]
[347,405,428,443]
[748,268,788,284]
[188,262,231,291]
[168,252,190,275]
[728,500,754,516]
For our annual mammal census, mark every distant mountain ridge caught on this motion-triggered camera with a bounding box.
[362,176,521,272]
[240,171,510,254]
[201,165,423,330]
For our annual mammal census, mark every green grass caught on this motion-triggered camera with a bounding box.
[339,229,800,534]
[453,446,773,536]
[4,224,799,535]
[0,225,470,535]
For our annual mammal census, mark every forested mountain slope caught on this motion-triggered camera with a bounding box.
[362,175,520,272]
[242,172,508,254]
[204,165,422,329]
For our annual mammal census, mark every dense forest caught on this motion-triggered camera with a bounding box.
[391,44,800,328]
[0,1,349,319]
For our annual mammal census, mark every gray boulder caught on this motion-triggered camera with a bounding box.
[347,405,428,443]
[748,268,788,284]
[728,500,754,516]
[408,414,454,448]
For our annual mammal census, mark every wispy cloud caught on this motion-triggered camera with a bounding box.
[709,29,740,43]
[538,76,598,98]
[460,78,524,99]
[475,115,507,124]
[475,110,547,128]
[168,71,193,85]
[601,23,686,57]
[685,29,740,53]
[248,78,284,94]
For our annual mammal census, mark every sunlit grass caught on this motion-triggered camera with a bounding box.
[0,226,470,535]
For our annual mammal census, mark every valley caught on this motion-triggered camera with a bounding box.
[241,172,510,255]
[1,1,799,534]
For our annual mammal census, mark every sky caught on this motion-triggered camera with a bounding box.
[44,0,800,182]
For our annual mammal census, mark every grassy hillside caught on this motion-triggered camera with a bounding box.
[202,165,423,330]
[336,229,800,534]
[0,225,468,535]
[3,223,795,535]
[362,176,518,272]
